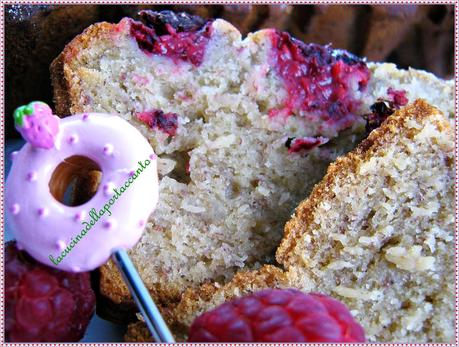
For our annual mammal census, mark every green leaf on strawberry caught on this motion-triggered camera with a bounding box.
[13,103,34,127]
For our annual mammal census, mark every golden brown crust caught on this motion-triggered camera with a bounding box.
[98,262,132,304]
[173,265,287,338]
[99,260,184,306]
[125,265,288,342]
[96,258,186,326]
[125,321,154,342]
[50,21,120,116]
[276,99,451,267]
[50,52,72,116]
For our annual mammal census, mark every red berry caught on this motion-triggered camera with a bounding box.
[268,31,370,132]
[130,16,213,67]
[188,289,365,342]
[5,241,95,342]
[136,109,179,137]
[387,87,409,108]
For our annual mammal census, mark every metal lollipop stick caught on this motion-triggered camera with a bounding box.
[112,249,175,343]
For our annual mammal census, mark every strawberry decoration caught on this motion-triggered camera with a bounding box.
[13,101,60,149]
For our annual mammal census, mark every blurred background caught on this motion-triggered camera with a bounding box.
[5,4,455,139]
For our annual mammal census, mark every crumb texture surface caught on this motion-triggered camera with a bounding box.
[51,14,455,333]
[279,100,455,342]
[132,100,455,343]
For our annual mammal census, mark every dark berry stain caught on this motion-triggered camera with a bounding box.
[129,10,213,66]
[139,10,207,35]
[387,87,409,107]
[285,136,329,154]
[285,137,294,149]
[136,109,179,136]
[364,87,408,133]
[268,31,371,132]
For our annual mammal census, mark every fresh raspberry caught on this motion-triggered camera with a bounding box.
[5,241,95,342]
[268,31,370,133]
[188,289,365,342]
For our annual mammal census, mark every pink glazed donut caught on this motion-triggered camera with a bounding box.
[6,102,159,272]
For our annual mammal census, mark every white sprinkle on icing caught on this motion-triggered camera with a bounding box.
[56,240,66,251]
[103,182,116,197]
[103,144,114,155]
[10,204,20,215]
[74,211,85,222]
[11,151,18,160]
[103,219,117,230]
[27,172,37,182]
[38,207,49,217]
[68,134,79,144]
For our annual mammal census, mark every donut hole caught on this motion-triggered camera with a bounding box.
[49,155,102,206]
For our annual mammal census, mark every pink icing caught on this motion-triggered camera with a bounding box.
[37,207,49,217]
[67,134,79,144]
[74,211,85,222]
[26,171,37,182]
[56,240,66,251]
[6,111,159,272]
[103,220,116,230]
[10,204,20,215]
[103,182,116,197]
[103,144,114,155]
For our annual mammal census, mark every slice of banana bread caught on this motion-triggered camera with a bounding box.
[50,10,454,319]
[137,100,453,342]
[278,99,455,342]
